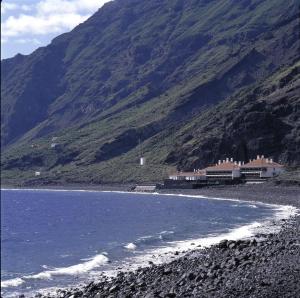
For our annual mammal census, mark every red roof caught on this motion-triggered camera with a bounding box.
[242,158,283,168]
[205,162,240,172]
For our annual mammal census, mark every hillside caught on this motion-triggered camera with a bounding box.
[1,0,299,185]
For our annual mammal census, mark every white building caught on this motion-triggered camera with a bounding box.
[204,158,241,180]
[169,170,206,181]
[167,155,284,184]
[241,155,284,179]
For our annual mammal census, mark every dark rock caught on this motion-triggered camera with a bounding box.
[165,293,176,298]
[218,239,228,249]
[138,281,147,288]
[228,242,237,249]
[163,268,172,275]
[260,280,271,286]
[109,285,119,293]
[242,260,253,267]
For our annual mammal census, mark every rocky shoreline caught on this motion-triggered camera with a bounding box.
[26,185,300,297]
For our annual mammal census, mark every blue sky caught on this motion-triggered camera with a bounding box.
[1,0,111,59]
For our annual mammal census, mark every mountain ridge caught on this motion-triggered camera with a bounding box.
[1,0,299,185]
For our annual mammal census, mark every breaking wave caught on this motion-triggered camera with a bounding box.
[1,278,25,288]
[27,254,109,280]
[1,253,109,290]
[2,189,297,297]
[124,243,137,250]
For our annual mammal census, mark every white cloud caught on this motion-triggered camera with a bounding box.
[1,2,32,14]
[1,3,18,14]
[36,0,103,15]
[3,13,89,37]
[2,0,111,38]
[21,4,32,12]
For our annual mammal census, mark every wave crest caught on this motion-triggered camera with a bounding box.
[124,243,137,250]
[27,254,109,280]
[1,278,25,288]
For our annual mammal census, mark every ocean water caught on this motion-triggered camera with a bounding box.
[0,189,286,297]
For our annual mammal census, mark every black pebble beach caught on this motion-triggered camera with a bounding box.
[33,184,299,298]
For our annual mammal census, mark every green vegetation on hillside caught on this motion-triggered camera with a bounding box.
[1,0,299,185]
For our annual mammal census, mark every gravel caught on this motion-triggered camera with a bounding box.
[34,184,299,298]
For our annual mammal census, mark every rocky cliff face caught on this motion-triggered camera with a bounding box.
[165,62,300,170]
[1,0,299,184]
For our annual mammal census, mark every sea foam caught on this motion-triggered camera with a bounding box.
[124,243,137,250]
[2,188,297,295]
[26,254,109,280]
[1,278,25,288]
[104,203,297,276]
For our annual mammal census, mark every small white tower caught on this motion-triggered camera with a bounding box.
[140,157,146,166]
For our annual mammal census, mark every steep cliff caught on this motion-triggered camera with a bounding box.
[1,0,299,185]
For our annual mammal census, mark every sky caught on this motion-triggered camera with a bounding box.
[1,0,112,59]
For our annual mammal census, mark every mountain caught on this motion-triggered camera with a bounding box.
[1,0,299,185]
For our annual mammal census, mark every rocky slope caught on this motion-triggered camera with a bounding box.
[1,0,299,185]
[165,61,300,171]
